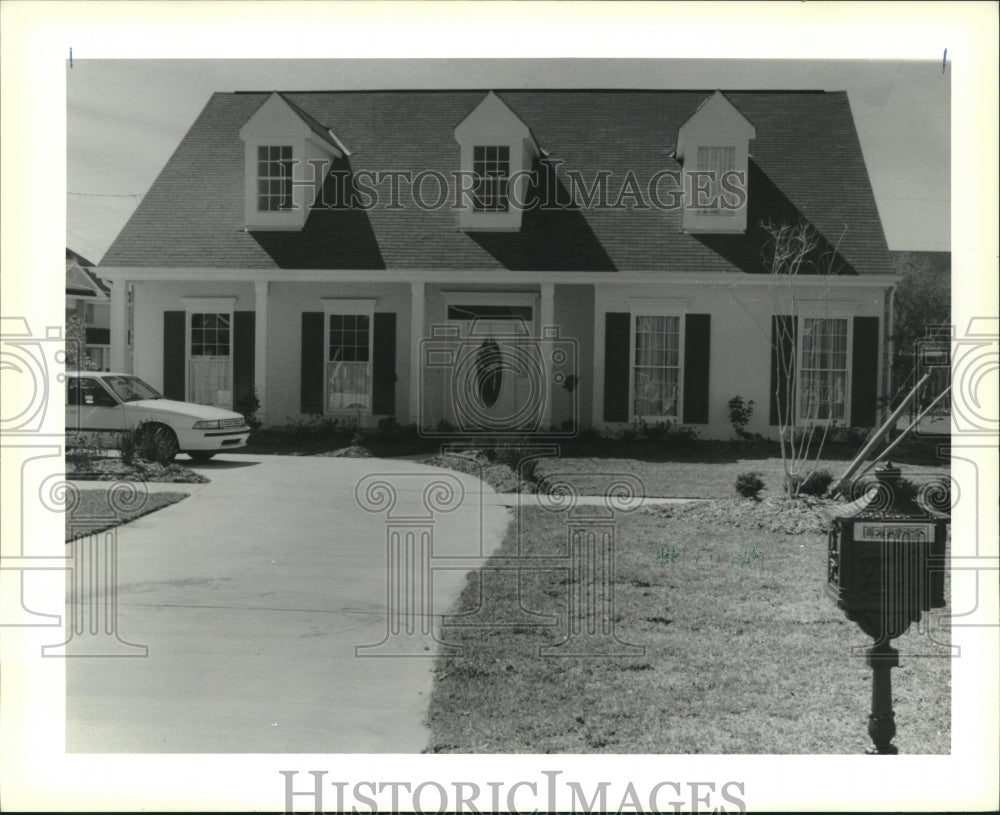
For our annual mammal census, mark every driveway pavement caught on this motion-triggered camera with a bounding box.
[66,454,511,753]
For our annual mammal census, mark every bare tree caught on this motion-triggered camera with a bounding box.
[763,220,847,497]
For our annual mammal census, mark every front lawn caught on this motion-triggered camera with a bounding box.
[426,504,951,754]
[66,489,190,541]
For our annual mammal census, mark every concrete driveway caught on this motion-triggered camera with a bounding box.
[66,454,510,753]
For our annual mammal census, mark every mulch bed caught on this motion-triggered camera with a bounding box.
[419,451,534,494]
[315,445,374,458]
[66,458,208,483]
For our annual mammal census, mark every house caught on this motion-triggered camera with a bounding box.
[97,89,897,439]
[65,247,112,371]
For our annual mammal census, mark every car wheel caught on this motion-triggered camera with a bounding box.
[188,451,216,462]
[136,424,178,464]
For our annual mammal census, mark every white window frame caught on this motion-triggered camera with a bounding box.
[256,144,294,212]
[182,297,236,409]
[795,315,853,427]
[321,298,376,416]
[627,300,690,423]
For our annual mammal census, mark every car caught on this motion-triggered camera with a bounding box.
[65,371,251,461]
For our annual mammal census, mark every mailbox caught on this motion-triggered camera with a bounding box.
[825,461,949,754]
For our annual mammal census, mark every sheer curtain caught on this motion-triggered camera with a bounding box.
[800,318,847,421]
[634,315,680,418]
[696,146,736,211]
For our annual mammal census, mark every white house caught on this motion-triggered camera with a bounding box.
[97,89,898,439]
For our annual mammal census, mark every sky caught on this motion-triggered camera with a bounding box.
[67,58,951,263]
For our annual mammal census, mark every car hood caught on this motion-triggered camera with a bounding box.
[125,399,244,421]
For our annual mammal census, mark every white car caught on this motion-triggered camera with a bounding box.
[66,371,251,461]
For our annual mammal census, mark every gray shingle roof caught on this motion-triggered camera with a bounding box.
[101,89,893,275]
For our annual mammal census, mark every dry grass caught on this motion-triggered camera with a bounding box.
[426,507,951,754]
[66,490,190,541]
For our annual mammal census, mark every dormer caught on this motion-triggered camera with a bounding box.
[676,91,755,234]
[454,91,542,232]
[238,93,346,231]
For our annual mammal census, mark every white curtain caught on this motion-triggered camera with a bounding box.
[189,359,231,407]
[696,146,736,211]
[327,361,371,412]
[800,318,848,420]
[634,315,680,418]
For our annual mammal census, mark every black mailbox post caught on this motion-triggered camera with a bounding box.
[826,462,948,754]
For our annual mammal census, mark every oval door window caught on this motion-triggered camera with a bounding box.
[476,338,503,408]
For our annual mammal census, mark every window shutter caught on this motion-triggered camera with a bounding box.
[603,312,630,422]
[851,316,880,427]
[372,312,397,415]
[769,315,797,425]
[233,311,255,411]
[300,312,324,414]
[682,314,711,424]
[163,311,186,400]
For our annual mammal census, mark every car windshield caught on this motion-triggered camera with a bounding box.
[102,375,163,402]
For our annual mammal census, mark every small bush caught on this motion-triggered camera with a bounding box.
[117,428,138,466]
[136,428,176,464]
[727,396,755,440]
[436,418,457,434]
[735,471,765,499]
[286,414,342,439]
[236,389,263,431]
[66,436,102,471]
[787,469,835,497]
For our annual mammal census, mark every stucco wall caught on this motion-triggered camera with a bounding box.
[266,281,411,424]
[593,280,887,440]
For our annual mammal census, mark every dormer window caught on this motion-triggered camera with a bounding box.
[455,92,541,232]
[695,146,736,214]
[239,93,344,231]
[473,146,510,212]
[676,91,755,234]
[257,146,294,212]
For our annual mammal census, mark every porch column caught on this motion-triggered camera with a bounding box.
[409,282,425,427]
[540,282,555,430]
[254,280,269,425]
[109,279,129,372]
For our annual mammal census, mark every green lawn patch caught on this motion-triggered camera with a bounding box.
[66,490,189,541]
[427,506,950,754]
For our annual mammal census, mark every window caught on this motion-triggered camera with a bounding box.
[799,317,848,422]
[695,146,735,214]
[473,145,510,212]
[257,145,293,212]
[327,313,372,412]
[633,315,681,419]
[189,312,232,408]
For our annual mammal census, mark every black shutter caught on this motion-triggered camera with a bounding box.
[682,314,711,424]
[300,312,324,414]
[372,312,397,415]
[163,311,186,400]
[770,315,797,425]
[233,311,255,411]
[851,316,880,427]
[603,312,630,422]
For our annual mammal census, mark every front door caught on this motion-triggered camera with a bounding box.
[446,318,541,432]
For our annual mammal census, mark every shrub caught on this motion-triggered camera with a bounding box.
[787,469,834,497]
[117,428,138,466]
[66,436,102,471]
[136,427,176,464]
[727,396,754,439]
[236,389,263,431]
[735,471,765,499]
[286,414,341,439]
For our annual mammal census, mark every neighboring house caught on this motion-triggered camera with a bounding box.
[98,89,897,438]
[65,247,112,371]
